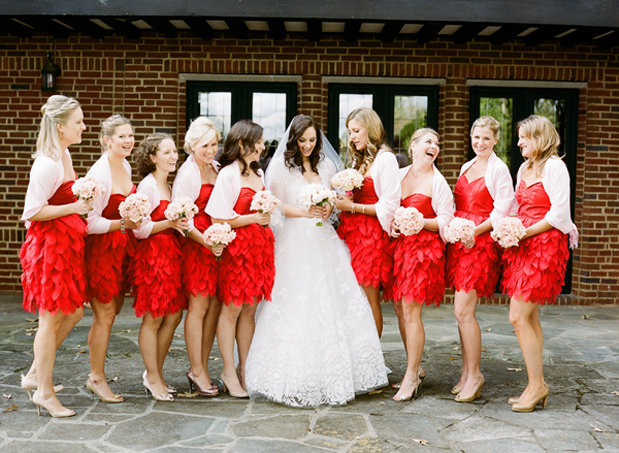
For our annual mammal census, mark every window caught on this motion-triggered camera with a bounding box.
[470,86,579,293]
[327,84,439,166]
[186,81,297,165]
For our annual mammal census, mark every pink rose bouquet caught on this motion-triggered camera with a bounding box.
[444,217,476,244]
[491,217,526,248]
[393,206,424,236]
[164,196,199,237]
[330,169,364,196]
[298,183,336,226]
[72,176,104,201]
[203,222,236,247]
[250,190,280,214]
[118,193,151,224]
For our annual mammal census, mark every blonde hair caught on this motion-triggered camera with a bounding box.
[471,116,500,140]
[184,117,221,154]
[517,115,561,177]
[408,128,439,160]
[35,95,81,160]
[99,114,132,152]
[345,107,389,174]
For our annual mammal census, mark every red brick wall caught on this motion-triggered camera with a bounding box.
[1,33,617,304]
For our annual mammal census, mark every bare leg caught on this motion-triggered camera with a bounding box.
[87,297,124,400]
[453,290,483,398]
[157,310,183,382]
[362,285,383,338]
[509,297,545,401]
[236,303,257,389]
[138,313,168,396]
[217,302,245,393]
[185,294,211,389]
[201,297,221,384]
[394,300,423,401]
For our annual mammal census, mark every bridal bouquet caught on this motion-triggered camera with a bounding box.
[299,183,336,226]
[330,169,364,196]
[118,193,151,224]
[444,217,476,245]
[72,176,104,201]
[250,190,280,214]
[393,206,424,236]
[491,217,526,248]
[164,196,199,237]
[203,222,236,254]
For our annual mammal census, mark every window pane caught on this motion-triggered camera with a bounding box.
[534,98,566,156]
[252,92,287,168]
[338,94,373,154]
[479,97,513,166]
[198,92,231,137]
[393,95,428,165]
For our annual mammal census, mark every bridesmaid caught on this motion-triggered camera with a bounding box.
[172,117,223,397]
[132,133,186,401]
[84,115,139,403]
[206,120,275,398]
[334,107,401,337]
[20,95,90,417]
[446,116,514,402]
[502,115,577,412]
[390,128,454,401]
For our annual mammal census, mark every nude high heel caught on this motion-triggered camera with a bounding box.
[142,372,174,402]
[454,377,484,403]
[511,384,549,412]
[20,374,64,401]
[219,374,248,398]
[393,378,422,402]
[86,377,124,403]
[31,391,75,418]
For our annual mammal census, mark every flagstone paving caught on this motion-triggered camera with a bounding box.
[0,293,617,452]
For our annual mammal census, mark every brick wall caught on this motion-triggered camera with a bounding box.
[1,33,617,304]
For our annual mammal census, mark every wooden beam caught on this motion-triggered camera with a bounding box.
[183,17,214,41]
[379,21,404,42]
[267,19,286,40]
[142,18,178,38]
[225,18,248,39]
[524,25,569,46]
[307,19,321,42]
[0,17,34,37]
[21,16,71,37]
[451,23,486,43]
[58,16,109,38]
[97,18,141,39]
[595,30,619,48]
[415,23,443,43]
[344,20,361,42]
[488,24,529,45]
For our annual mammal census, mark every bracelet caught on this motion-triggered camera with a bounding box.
[361,204,366,215]
[120,218,126,234]
[351,203,356,214]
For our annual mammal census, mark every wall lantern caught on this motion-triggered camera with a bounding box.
[41,52,61,92]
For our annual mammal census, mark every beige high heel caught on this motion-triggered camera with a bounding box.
[454,377,484,403]
[219,373,249,398]
[86,377,124,403]
[31,391,75,418]
[393,378,422,402]
[511,385,549,412]
[142,373,174,402]
[20,374,64,401]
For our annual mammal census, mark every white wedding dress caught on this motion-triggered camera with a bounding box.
[245,157,388,408]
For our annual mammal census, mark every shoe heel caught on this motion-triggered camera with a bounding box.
[187,377,195,393]
[541,395,548,409]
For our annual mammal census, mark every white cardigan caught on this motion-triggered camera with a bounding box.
[206,160,265,220]
[132,173,161,239]
[171,154,219,229]
[511,156,578,248]
[399,164,455,242]
[458,151,514,228]
[85,152,132,234]
[22,149,71,226]
[368,148,402,233]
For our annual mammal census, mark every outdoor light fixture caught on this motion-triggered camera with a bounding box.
[41,52,61,92]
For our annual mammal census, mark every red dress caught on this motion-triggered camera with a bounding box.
[182,184,218,298]
[20,181,88,315]
[218,187,275,306]
[85,187,137,304]
[446,175,501,298]
[131,200,185,317]
[392,194,445,306]
[501,181,569,304]
[337,176,393,291]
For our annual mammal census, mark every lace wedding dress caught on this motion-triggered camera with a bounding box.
[245,157,388,407]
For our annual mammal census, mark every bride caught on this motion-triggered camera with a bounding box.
[245,115,388,407]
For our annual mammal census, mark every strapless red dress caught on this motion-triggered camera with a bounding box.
[218,187,275,306]
[20,181,88,314]
[182,184,218,298]
[131,200,185,317]
[85,186,137,304]
[391,194,445,306]
[337,176,393,291]
[446,175,501,298]
[501,181,569,304]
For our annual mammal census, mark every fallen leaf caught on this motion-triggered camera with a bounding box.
[121,329,131,333]
[369,389,383,395]
[481,347,487,352]
[590,424,604,432]
[25,318,38,323]
[611,391,619,397]
[582,314,590,320]
[413,438,429,446]
[452,346,460,351]
[176,391,198,398]
[449,356,455,360]
[25,332,33,337]
[306,427,311,431]
[77,350,86,354]
[109,376,119,382]
[2,394,11,399]
[486,328,492,332]
[507,367,522,372]
[1,405,18,413]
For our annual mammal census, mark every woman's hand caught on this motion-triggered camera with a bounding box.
[322,204,333,219]
[253,212,271,226]
[307,205,323,219]
[125,219,141,230]
[203,236,225,256]
[73,198,93,216]
[390,220,401,238]
[169,218,189,234]
[335,194,354,212]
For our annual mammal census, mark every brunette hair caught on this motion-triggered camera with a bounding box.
[100,114,132,152]
[134,132,173,178]
[283,115,323,174]
[219,120,263,176]
[345,107,390,174]
[470,115,500,140]
[35,95,81,160]
[517,115,561,177]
